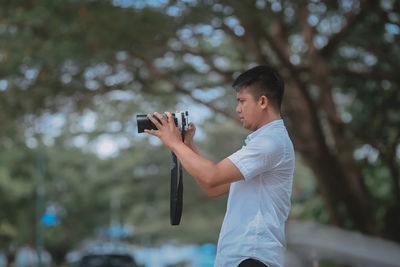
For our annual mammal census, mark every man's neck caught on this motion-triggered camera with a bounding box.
[256,112,281,130]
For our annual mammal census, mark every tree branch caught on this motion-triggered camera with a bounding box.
[321,0,372,58]
[172,47,235,82]
[133,54,239,122]
[331,67,400,83]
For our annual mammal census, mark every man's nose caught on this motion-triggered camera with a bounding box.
[236,104,241,113]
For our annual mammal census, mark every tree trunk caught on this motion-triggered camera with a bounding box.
[284,79,379,235]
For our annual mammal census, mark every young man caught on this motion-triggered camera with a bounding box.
[145,65,295,267]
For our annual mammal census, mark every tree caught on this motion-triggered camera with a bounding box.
[1,0,399,246]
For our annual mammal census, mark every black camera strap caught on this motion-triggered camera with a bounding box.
[170,121,185,225]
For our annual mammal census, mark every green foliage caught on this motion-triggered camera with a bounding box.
[318,259,340,267]
[0,0,399,262]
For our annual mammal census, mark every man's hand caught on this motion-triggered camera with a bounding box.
[173,110,196,148]
[184,122,195,143]
[144,112,182,149]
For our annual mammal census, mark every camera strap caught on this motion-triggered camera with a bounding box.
[170,124,185,225]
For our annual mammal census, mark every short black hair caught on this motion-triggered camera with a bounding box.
[232,65,284,112]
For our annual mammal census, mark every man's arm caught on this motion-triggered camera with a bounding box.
[201,184,231,198]
[145,112,244,197]
[183,126,232,197]
[173,143,241,197]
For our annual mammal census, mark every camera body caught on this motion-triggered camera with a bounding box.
[136,111,189,133]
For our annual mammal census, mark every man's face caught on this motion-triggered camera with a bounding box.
[235,88,262,131]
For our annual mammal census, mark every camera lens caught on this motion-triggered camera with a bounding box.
[136,115,157,133]
[136,113,179,133]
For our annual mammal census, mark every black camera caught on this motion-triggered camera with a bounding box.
[136,111,189,133]
[136,111,189,225]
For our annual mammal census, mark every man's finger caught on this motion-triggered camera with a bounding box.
[165,112,174,125]
[154,112,167,125]
[144,129,158,136]
[147,114,162,129]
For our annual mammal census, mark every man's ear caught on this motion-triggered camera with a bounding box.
[259,96,269,109]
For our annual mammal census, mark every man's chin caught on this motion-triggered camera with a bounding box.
[242,123,256,131]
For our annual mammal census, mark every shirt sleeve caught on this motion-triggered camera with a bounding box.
[228,136,284,180]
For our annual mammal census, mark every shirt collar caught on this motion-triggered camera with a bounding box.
[245,119,284,144]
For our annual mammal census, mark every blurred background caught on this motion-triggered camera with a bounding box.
[0,0,399,266]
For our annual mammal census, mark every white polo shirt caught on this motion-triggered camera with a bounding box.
[214,119,295,267]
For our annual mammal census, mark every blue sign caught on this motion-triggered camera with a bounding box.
[42,213,58,226]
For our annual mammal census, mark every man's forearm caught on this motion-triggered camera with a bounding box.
[177,141,230,197]
[184,139,200,154]
[171,142,219,188]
